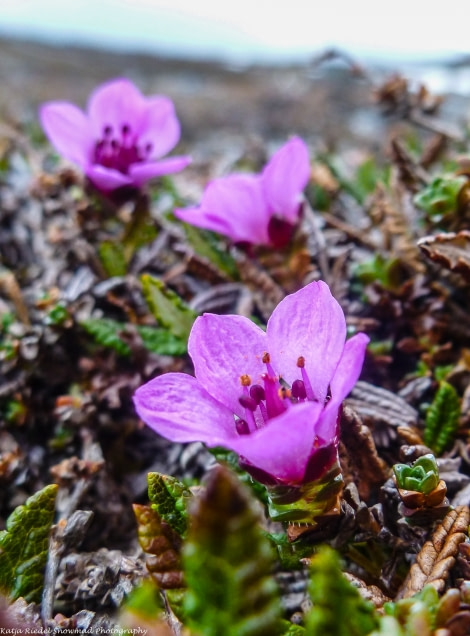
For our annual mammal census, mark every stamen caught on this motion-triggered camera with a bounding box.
[278,387,292,400]
[250,384,265,403]
[240,374,251,387]
[103,125,112,136]
[122,124,130,136]
[297,356,315,401]
[292,379,307,400]
[236,419,250,435]
[239,395,257,411]
[262,352,270,364]
[262,373,286,418]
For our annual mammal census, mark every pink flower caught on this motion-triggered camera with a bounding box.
[39,78,191,192]
[133,281,368,486]
[174,137,310,248]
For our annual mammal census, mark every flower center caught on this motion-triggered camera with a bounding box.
[236,352,317,434]
[94,123,153,174]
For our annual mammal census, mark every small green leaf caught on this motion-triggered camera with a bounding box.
[80,317,131,356]
[0,484,58,602]
[183,466,282,636]
[81,318,187,357]
[354,254,405,291]
[141,274,197,339]
[424,381,461,455]
[98,240,127,277]
[414,175,466,218]
[137,325,187,356]
[305,546,379,636]
[393,454,439,495]
[148,473,192,538]
[183,224,239,279]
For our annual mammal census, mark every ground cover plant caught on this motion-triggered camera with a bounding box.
[1,51,470,635]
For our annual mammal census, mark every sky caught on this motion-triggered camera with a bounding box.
[1,0,469,64]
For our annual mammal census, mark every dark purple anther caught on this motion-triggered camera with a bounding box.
[250,384,265,403]
[291,379,307,399]
[239,395,258,411]
[235,419,250,435]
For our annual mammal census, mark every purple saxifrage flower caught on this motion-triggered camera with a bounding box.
[174,136,310,248]
[133,281,369,486]
[39,78,191,193]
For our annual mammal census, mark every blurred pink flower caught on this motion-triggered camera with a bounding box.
[134,280,369,486]
[174,136,310,247]
[39,78,191,192]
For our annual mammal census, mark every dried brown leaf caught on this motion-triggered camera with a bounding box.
[339,405,389,501]
[346,381,419,428]
[399,505,470,599]
[236,254,285,319]
[418,231,470,282]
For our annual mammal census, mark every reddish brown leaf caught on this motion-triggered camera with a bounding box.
[418,231,470,282]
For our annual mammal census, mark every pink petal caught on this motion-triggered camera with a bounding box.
[262,137,310,223]
[133,372,235,444]
[129,156,192,186]
[39,102,93,168]
[188,314,267,419]
[87,78,147,139]
[86,164,133,191]
[330,332,369,401]
[227,401,324,483]
[267,281,346,403]
[138,96,182,158]
[175,174,271,244]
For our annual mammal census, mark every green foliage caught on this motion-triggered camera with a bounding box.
[98,240,127,277]
[267,460,343,524]
[183,223,239,278]
[266,533,315,571]
[183,466,282,636]
[0,484,58,602]
[393,454,439,495]
[305,546,379,636]
[80,317,187,357]
[354,254,405,291]
[354,157,390,201]
[80,317,132,356]
[148,472,192,538]
[46,302,69,326]
[141,274,197,340]
[3,398,26,425]
[210,447,269,505]
[413,175,466,219]
[424,381,461,455]
[384,585,439,635]
[120,578,163,621]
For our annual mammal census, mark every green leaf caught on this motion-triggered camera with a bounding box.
[305,546,379,636]
[424,381,461,455]
[98,240,127,277]
[148,472,192,538]
[183,224,239,279]
[0,484,58,602]
[137,325,187,356]
[80,317,131,356]
[80,318,187,357]
[393,454,439,495]
[183,466,282,636]
[141,274,197,339]
[354,254,405,291]
[414,175,466,219]
[384,585,438,634]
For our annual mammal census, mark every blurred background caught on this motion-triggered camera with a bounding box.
[1,0,469,154]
